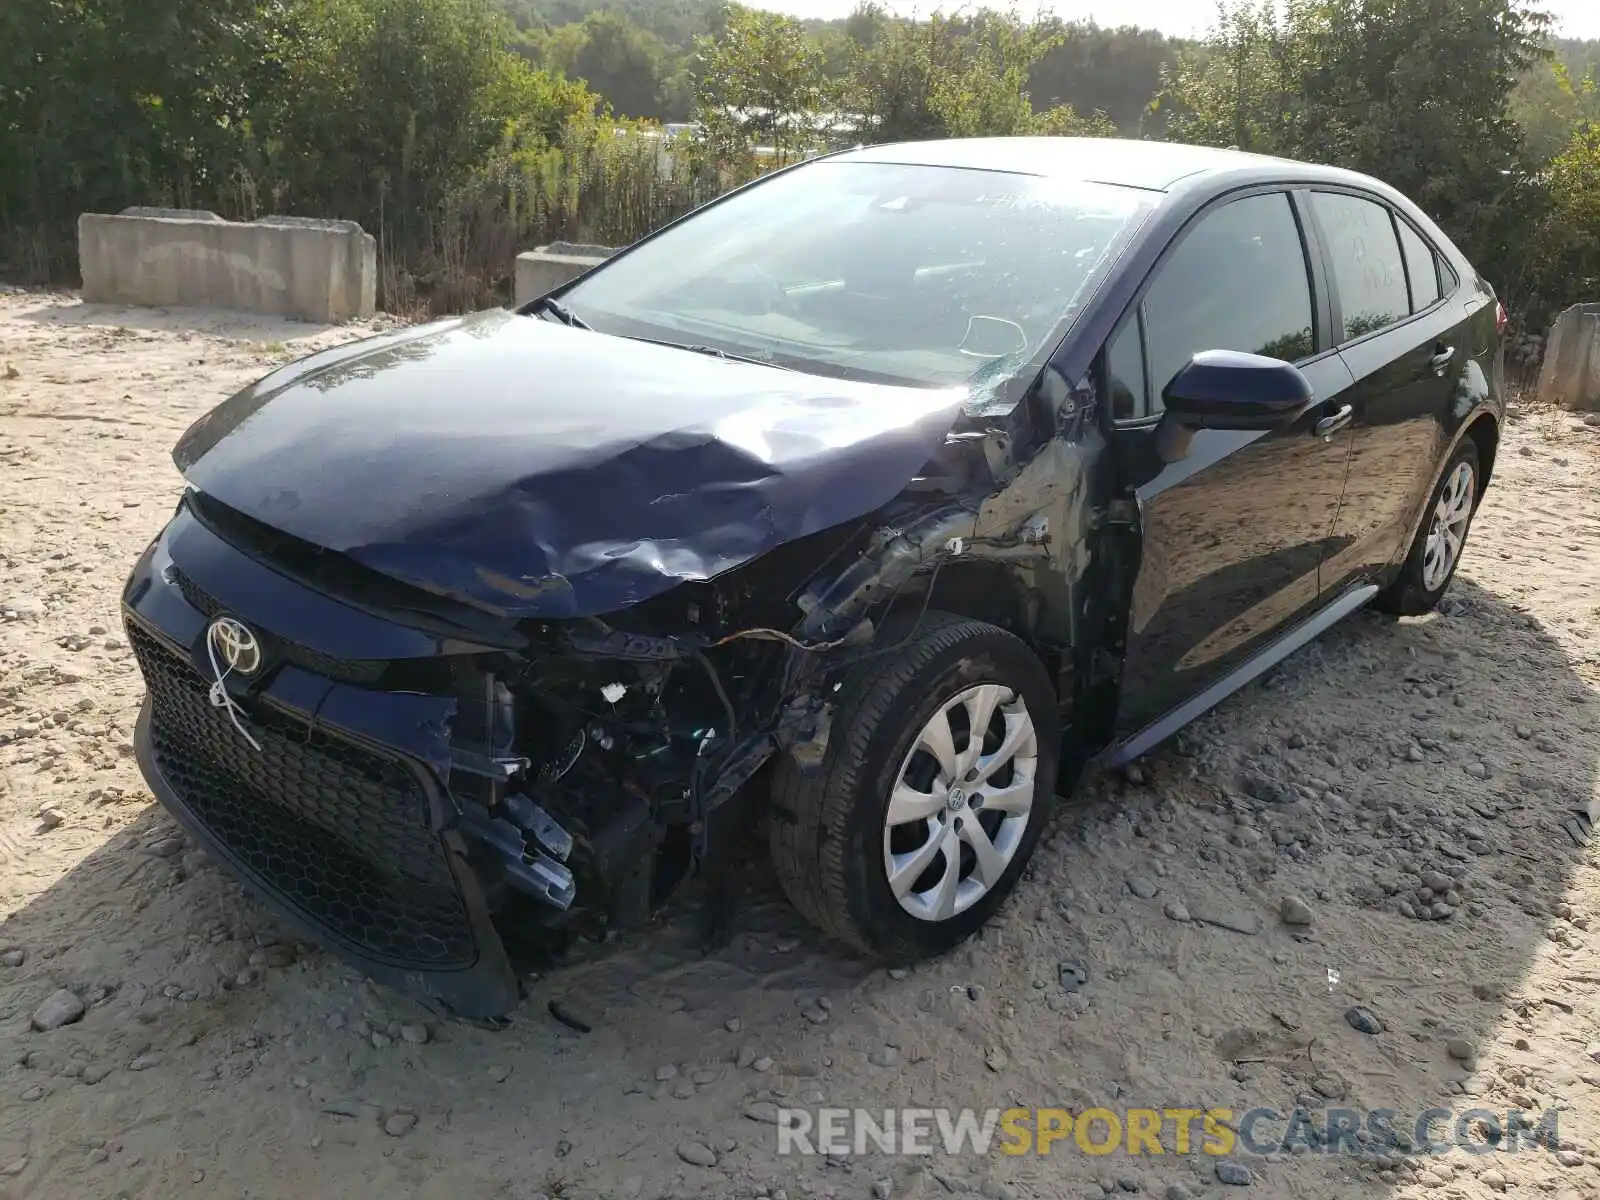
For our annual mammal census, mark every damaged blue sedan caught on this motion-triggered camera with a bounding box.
[123,138,1505,1018]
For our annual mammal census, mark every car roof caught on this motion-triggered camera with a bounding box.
[834,137,1363,194]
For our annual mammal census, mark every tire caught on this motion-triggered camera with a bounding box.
[768,611,1060,960]
[1375,438,1482,616]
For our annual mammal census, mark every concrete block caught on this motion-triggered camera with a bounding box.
[78,208,376,322]
[514,243,615,306]
[1537,302,1600,412]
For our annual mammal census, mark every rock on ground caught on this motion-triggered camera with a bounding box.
[675,1140,717,1168]
[29,989,85,1031]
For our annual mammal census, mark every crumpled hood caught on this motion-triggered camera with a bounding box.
[174,309,969,617]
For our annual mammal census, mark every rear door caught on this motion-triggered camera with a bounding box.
[1305,189,1475,593]
[1103,188,1357,736]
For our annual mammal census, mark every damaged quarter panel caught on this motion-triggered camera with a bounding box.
[173,311,970,618]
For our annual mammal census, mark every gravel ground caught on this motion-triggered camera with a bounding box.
[2,289,1600,1200]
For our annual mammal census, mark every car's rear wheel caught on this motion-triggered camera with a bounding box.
[1375,439,1481,616]
[768,612,1059,960]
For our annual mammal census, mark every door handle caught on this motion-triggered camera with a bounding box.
[1314,403,1354,439]
[1429,345,1456,375]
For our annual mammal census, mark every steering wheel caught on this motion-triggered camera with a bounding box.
[719,262,793,317]
[958,314,1030,360]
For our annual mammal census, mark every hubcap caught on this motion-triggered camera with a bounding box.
[1421,461,1475,592]
[882,683,1039,922]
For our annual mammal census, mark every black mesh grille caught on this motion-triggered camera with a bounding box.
[128,621,476,969]
[171,568,224,620]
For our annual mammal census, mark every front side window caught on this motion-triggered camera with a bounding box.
[557,160,1152,389]
[1105,314,1147,420]
[1140,192,1315,410]
[1311,191,1409,339]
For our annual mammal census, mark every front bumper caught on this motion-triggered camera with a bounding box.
[123,510,521,1018]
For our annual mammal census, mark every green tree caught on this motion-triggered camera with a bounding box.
[513,9,681,119]
[1158,1,1303,153]
[692,4,834,168]
[1030,20,1181,136]
[841,1,889,51]
[496,0,719,49]
[569,11,674,119]
[1034,103,1119,138]
[1514,51,1600,163]
[0,0,289,276]
[845,6,1065,142]
[1530,120,1600,309]
[261,0,593,249]
[1158,0,1550,296]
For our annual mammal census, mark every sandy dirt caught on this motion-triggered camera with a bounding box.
[2,289,1600,1200]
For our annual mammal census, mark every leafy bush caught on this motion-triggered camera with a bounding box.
[1530,122,1600,310]
[0,0,603,309]
[1154,0,1600,329]
[0,0,287,276]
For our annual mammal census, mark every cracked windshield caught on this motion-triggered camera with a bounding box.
[559,161,1150,387]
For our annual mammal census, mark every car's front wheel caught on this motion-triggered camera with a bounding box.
[768,612,1059,960]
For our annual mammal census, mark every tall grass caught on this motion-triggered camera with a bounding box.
[0,114,754,319]
[381,117,750,317]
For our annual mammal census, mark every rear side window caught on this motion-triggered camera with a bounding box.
[1396,220,1441,312]
[1311,191,1409,340]
[1140,192,1315,410]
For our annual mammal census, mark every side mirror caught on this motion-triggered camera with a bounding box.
[1161,349,1314,432]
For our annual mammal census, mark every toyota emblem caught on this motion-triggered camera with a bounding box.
[207,616,262,676]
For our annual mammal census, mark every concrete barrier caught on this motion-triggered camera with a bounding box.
[1537,302,1600,412]
[514,242,616,306]
[78,208,376,322]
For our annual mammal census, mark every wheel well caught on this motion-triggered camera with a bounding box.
[915,560,1034,639]
[1465,414,1499,500]
[904,560,1068,699]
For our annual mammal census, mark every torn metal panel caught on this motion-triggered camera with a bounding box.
[793,389,1108,651]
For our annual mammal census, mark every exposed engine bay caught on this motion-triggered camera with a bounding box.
[440,427,1109,971]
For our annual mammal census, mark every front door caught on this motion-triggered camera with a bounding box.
[1103,189,1357,736]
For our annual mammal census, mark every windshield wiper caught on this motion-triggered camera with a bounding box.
[625,336,792,370]
[531,296,592,330]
